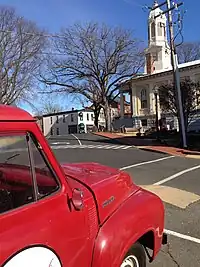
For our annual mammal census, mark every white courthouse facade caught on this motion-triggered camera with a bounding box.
[118,1,200,132]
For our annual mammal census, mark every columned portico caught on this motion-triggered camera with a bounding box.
[117,0,200,132]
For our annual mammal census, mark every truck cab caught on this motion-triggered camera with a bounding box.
[0,105,166,267]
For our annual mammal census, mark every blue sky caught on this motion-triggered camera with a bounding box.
[0,0,199,113]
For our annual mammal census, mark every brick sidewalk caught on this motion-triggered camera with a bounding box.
[94,132,200,158]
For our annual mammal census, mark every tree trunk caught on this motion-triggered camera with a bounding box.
[104,99,112,132]
[93,104,101,131]
[94,109,100,128]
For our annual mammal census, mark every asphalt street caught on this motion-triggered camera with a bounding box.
[48,133,200,267]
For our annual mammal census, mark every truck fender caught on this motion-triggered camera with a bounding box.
[3,246,62,267]
[92,189,164,267]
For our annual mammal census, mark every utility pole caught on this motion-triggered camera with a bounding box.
[166,0,187,148]
[152,0,187,148]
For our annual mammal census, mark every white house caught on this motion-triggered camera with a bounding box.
[38,98,128,136]
[118,0,200,132]
[42,108,95,136]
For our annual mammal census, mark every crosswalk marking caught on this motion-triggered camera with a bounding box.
[113,145,126,149]
[95,145,105,149]
[105,145,116,149]
[50,144,133,150]
[122,146,132,149]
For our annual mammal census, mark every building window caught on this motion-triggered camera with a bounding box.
[71,114,74,122]
[50,128,53,135]
[141,89,148,109]
[56,128,59,135]
[78,112,83,121]
[50,117,52,124]
[151,22,155,39]
[141,100,147,109]
[100,111,104,119]
[152,52,158,62]
[56,116,59,123]
[148,26,150,43]
[63,115,65,123]
[87,113,89,121]
[158,22,163,36]
[141,119,147,126]
[91,114,94,121]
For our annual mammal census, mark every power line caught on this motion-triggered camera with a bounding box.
[173,7,186,46]
[0,29,66,39]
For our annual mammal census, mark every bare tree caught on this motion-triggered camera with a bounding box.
[159,78,200,130]
[0,7,46,105]
[32,94,67,116]
[177,41,200,64]
[41,22,144,130]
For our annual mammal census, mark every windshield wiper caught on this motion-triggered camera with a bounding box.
[5,153,20,163]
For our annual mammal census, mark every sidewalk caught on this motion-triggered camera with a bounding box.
[94,132,200,159]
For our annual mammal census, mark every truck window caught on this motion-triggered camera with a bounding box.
[0,135,35,214]
[30,137,59,198]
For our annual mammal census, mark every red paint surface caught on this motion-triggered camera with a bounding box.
[0,105,165,267]
[62,162,140,224]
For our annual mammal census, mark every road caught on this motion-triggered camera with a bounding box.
[49,133,200,267]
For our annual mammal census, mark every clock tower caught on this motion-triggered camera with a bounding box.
[144,0,171,74]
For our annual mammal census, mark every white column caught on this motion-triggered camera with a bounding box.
[132,84,137,116]
[157,93,161,120]
[149,83,155,114]
[150,83,161,123]
[120,92,124,118]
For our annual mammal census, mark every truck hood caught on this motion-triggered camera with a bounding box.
[61,162,140,223]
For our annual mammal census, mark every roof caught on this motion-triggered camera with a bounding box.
[179,59,200,69]
[153,59,200,75]
[117,73,146,86]
[42,108,93,118]
[120,59,200,86]
[0,105,34,121]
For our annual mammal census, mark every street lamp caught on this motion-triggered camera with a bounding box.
[153,85,159,141]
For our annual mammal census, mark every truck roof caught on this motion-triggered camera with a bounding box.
[0,105,34,121]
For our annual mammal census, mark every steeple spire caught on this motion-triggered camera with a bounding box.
[144,0,171,74]
[153,0,158,6]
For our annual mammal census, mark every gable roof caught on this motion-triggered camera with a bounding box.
[120,60,200,85]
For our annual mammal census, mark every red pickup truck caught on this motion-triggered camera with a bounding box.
[0,105,166,267]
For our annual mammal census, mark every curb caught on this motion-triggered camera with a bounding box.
[92,132,137,147]
[137,147,170,155]
[92,132,200,158]
[181,151,200,156]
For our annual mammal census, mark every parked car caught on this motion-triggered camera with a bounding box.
[0,105,167,267]
[187,118,200,133]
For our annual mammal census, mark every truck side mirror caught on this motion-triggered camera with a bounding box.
[72,188,84,211]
